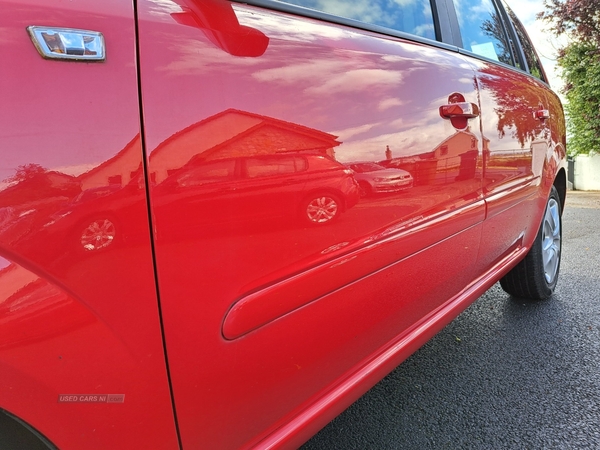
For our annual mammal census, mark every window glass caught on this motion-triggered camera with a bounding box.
[294,156,308,172]
[246,156,297,178]
[504,3,547,81]
[454,0,513,66]
[177,160,236,186]
[503,24,524,71]
[279,0,437,40]
[349,162,386,173]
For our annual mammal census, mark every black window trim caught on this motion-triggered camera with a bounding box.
[496,0,528,72]
[490,0,517,67]
[446,0,517,68]
[501,0,550,83]
[434,0,463,47]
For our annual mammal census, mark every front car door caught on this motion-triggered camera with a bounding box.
[137,0,486,447]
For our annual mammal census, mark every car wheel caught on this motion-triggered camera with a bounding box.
[500,186,561,300]
[303,193,341,225]
[78,217,117,251]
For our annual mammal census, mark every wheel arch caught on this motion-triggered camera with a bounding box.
[553,167,567,215]
[0,408,56,450]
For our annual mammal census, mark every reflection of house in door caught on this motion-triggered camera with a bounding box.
[78,135,142,190]
[148,109,342,184]
[383,130,485,185]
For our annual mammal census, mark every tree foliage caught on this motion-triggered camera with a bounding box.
[5,163,46,184]
[477,66,547,148]
[540,0,600,155]
[558,42,600,155]
[539,0,600,45]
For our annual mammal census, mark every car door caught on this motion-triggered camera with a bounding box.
[450,0,552,272]
[153,157,242,234]
[137,0,486,447]
[235,155,308,224]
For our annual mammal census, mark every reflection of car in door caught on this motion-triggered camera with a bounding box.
[11,177,148,262]
[68,186,122,251]
[154,153,359,230]
[346,162,413,196]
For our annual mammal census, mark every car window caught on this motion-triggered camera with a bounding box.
[177,160,236,186]
[503,3,547,82]
[275,0,437,40]
[246,156,297,178]
[454,0,514,66]
[294,156,308,172]
[350,163,384,173]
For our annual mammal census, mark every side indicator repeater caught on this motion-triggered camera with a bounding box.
[27,26,105,62]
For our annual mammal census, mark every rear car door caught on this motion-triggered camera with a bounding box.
[136,0,486,447]
[450,0,553,271]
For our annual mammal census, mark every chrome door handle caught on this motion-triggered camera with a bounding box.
[535,109,550,120]
[439,102,480,119]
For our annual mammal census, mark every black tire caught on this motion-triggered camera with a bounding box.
[0,410,56,450]
[302,193,342,225]
[500,186,562,300]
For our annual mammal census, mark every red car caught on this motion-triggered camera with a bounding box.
[0,0,566,448]
[154,153,359,228]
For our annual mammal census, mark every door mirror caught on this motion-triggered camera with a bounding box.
[172,0,269,57]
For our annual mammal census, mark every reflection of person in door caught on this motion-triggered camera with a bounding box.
[385,145,392,160]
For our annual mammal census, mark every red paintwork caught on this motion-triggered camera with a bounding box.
[138,1,484,448]
[469,59,558,271]
[0,0,566,449]
[0,1,178,449]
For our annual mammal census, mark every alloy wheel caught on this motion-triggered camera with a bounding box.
[80,218,116,251]
[306,196,339,224]
[542,198,561,283]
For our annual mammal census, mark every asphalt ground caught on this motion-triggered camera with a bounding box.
[303,190,600,449]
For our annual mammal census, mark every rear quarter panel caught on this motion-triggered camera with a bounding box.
[0,1,178,448]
